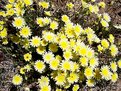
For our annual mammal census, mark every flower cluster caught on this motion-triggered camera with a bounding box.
[0,0,120,90]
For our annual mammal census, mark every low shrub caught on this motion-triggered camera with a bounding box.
[0,0,120,90]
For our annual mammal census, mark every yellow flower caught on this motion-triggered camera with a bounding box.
[30,36,41,47]
[0,11,5,17]
[12,74,23,85]
[71,62,79,72]
[5,4,13,9]
[87,33,95,42]
[95,37,101,43]
[101,39,109,49]
[2,38,8,45]
[74,43,81,53]
[12,17,25,29]
[74,24,83,37]
[65,28,74,38]
[43,32,55,42]
[36,46,46,55]
[98,2,105,8]
[65,22,74,29]
[97,45,103,52]
[56,88,62,91]
[81,0,88,8]
[85,27,94,34]
[84,67,94,79]
[109,44,118,57]
[80,57,88,67]
[6,9,15,16]
[24,64,31,72]
[0,28,7,38]
[34,60,45,73]
[38,76,49,87]
[0,21,4,25]
[89,5,99,13]
[72,84,79,91]
[108,34,114,43]
[91,0,96,2]
[14,8,25,16]
[24,53,32,61]
[50,21,58,30]
[55,74,66,85]
[36,17,44,27]
[66,2,74,9]
[44,11,51,16]
[101,65,112,80]
[100,19,109,27]
[20,67,26,74]
[40,85,51,91]
[63,50,72,60]
[0,26,3,31]
[43,52,54,63]
[40,39,48,46]
[86,79,95,87]
[86,48,94,58]
[54,55,60,60]
[43,17,51,25]
[20,26,31,38]
[103,13,111,22]
[61,15,70,23]
[2,39,7,45]
[8,0,15,3]
[110,62,117,72]
[61,60,72,71]
[59,39,70,50]
[49,59,60,70]
[58,33,67,39]
[111,72,118,83]
[79,46,87,56]
[117,59,121,68]
[67,73,79,84]
[39,1,49,9]
[89,5,95,13]
[89,58,99,68]
[70,39,76,48]
[23,0,33,6]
